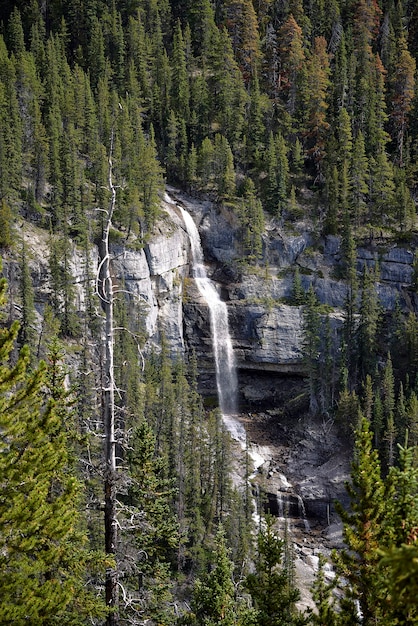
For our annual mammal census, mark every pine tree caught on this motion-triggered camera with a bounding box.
[244,71,265,168]
[239,177,264,263]
[208,27,247,149]
[49,234,80,338]
[0,199,14,249]
[222,0,261,84]
[336,106,352,214]
[137,125,164,233]
[381,354,396,468]
[324,165,339,235]
[213,133,236,199]
[307,554,339,626]
[246,514,304,626]
[7,7,25,56]
[0,270,107,624]
[349,131,369,226]
[357,265,380,381]
[0,38,22,200]
[368,150,395,224]
[182,524,256,625]
[305,37,330,183]
[18,239,36,350]
[171,20,190,122]
[389,34,416,166]
[123,420,179,624]
[278,14,305,116]
[264,131,289,215]
[333,416,386,624]
[380,543,418,620]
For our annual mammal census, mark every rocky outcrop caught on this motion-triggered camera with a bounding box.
[10,188,417,407]
[231,303,303,372]
[174,189,418,376]
[112,197,190,352]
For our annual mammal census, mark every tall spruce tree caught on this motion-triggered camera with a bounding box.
[333,416,386,623]
[0,269,107,625]
[246,515,304,626]
[181,524,256,625]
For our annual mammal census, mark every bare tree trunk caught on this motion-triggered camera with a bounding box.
[98,130,119,626]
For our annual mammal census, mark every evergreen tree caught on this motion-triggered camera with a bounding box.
[389,34,416,166]
[0,271,107,624]
[208,26,248,149]
[380,542,418,620]
[18,239,36,350]
[0,38,22,200]
[349,131,369,226]
[357,265,380,381]
[239,178,264,263]
[123,420,179,625]
[49,234,79,338]
[381,354,396,468]
[307,554,339,626]
[0,199,13,249]
[181,524,256,625]
[213,133,236,199]
[305,37,330,183]
[246,515,304,626]
[336,106,352,215]
[171,20,190,122]
[278,14,305,116]
[333,416,386,623]
[244,71,265,168]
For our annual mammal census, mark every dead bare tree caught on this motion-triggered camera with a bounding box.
[97,128,119,626]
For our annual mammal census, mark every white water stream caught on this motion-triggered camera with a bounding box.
[179,208,239,417]
[178,203,266,472]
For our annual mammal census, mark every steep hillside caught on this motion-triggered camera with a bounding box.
[1,0,418,624]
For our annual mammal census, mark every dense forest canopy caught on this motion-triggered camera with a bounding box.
[0,0,418,624]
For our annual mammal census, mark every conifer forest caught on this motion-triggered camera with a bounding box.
[1,0,418,624]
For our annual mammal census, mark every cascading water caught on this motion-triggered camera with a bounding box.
[175,198,320,605]
[179,208,239,415]
[178,203,266,481]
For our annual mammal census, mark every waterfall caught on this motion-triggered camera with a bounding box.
[175,196,312,537]
[179,206,239,419]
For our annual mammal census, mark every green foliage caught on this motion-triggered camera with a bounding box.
[0,199,14,248]
[291,265,305,305]
[1,1,418,621]
[332,415,418,623]
[307,554,339,626]
[18,239,36,350]
[0,272,108,624]
[246,515,304,626]
[181,525,256,625]
[48,234,80,338]
[123,420,179,623]
[239,177,264,262]
[302,285,321,414]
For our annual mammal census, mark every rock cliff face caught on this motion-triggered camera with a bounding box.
[170,189,417,410]
[112,198,190,352]
[6,188,417,408]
